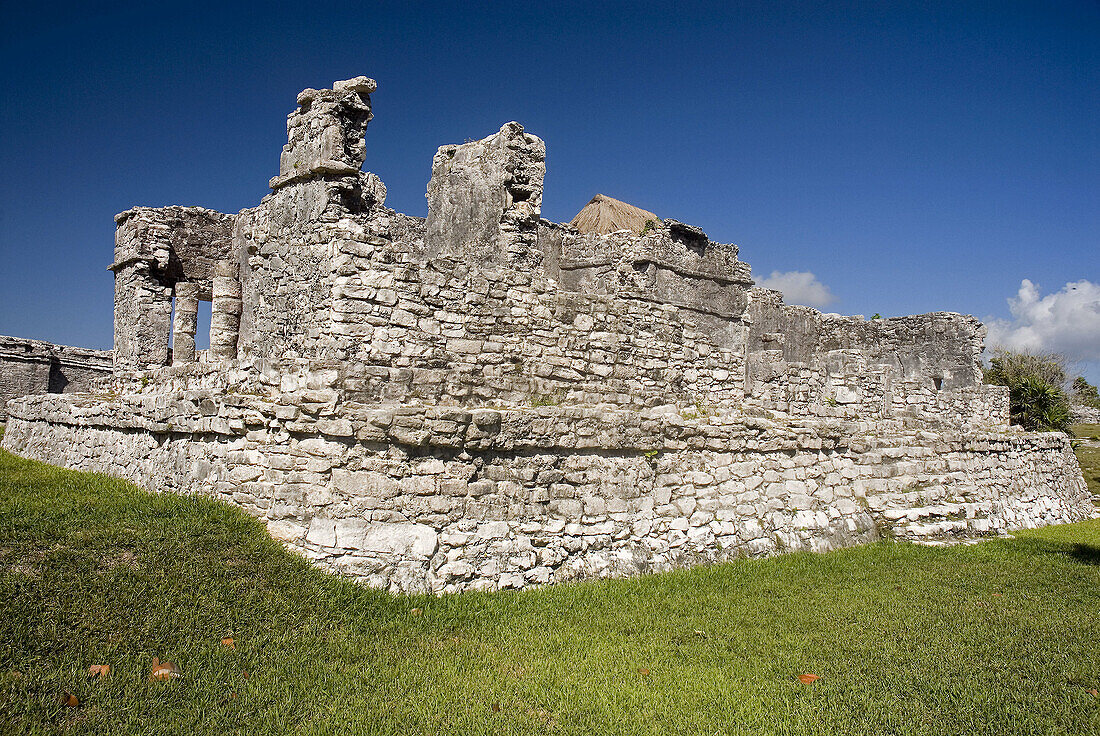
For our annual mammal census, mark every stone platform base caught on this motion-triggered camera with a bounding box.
[2,392,1092,593]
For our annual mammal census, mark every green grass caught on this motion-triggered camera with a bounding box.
[1073,424,1100,498]
[1078,447,1100,497]
[2,447,1100,735]
[1076,424,1100,441]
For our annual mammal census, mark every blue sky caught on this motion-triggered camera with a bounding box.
[1,1,1097,379]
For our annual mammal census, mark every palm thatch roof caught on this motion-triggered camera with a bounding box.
[569,194,660,235]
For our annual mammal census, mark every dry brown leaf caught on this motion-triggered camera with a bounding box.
[410,608,423,616]
[221,638,235,649]
[526,707,553,723]
[60,691,79,708]
[150,657,182,681]
[1088,688,1099,697]
[798,673,821,684]
[87,664,110,679]
[637,668,650,676]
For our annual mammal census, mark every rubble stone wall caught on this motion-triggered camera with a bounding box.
[746,289,985,386]
[4,392,1090,594]
[744,349,1010,428]
[0,336,112,419]
[234,203,747,409]
[741,288,1005,426]
[328,248,748,409]
[1072,404,1100,424]
[4,75,1087,596]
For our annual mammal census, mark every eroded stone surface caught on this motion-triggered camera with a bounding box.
[0,336,111,420]
[425,122,545,269]
[2,75,1092,594]
[4,392,1090,593]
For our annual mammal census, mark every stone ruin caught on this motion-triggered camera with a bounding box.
[2,77,1092,593]
[0,336,111,421]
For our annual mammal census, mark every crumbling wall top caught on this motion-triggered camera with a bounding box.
[109,206,236,286]
[424,122,545,268]
[270,77,377,190]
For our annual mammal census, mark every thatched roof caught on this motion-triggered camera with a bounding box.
[569,194,659,235]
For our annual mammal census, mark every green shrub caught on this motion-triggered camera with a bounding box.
[984,350,1072,432]
[1009,376,1072,432]
[1073,376,1100,409]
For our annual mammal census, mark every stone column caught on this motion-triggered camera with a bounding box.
[210,260,242,360]
[424,122,545,269]
[171,282,200,365]
[112,262,173,370]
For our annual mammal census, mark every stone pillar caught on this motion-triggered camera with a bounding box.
[112,262,173,370]
[424,122,545,269]
[270,76,376,189]
[210,260,242,360]
[171,282,200,365]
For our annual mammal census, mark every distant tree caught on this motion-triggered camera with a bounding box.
[1073,376,1100,409]
[984,350,1072,433]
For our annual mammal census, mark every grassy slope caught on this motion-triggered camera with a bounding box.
[2,447,1100,736]
[1074,424,1100,498]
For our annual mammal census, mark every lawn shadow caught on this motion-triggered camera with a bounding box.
[1067,543,1100,565]
[1012,537,1100,566]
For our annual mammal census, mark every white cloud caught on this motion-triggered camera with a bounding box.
[986,279,1100,363]
[756,270,837,308]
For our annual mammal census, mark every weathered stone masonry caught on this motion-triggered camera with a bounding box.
[3,76,1092,593]
[0,335,111,420]
[4,392,1087,594]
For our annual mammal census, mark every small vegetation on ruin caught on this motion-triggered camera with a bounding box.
[679,399,716,421]
[3,446,1100,736]
[528,391,565,408]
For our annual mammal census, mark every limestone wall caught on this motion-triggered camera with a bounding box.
[746,289,986,385]
[741,288,1004,426]
[328,249,747,409]
[230,197,747,408]
[4,391,1090,594]
[744,349,1009,428]
[1072,405,1100,424]
[7,75,1083,598]
[0,336,112,420]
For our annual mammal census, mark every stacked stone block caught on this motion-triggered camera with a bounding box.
[2,75,1090,594]
[210,260,242,360]
[171,283,200,365]
[3,391,1089,593]
[0,336,112,420]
